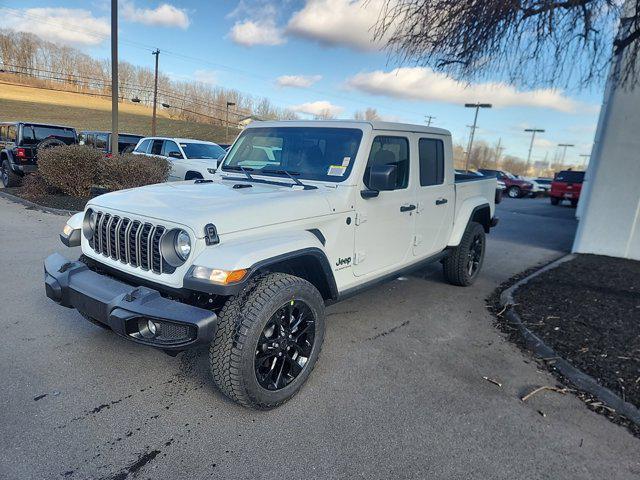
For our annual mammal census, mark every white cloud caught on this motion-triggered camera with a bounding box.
[290,100,344,117]
[0,8,109,46]
[276,74,322,88]
[287,0,390,51]
[346,67,583,112]
[122,2,190,29]
[194,69,217,85]
[229,18,285,46]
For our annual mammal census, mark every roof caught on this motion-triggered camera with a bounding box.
[138,137,218,144]
[80,131,143,137]
[245,119,451,136]
[0,121,76,129]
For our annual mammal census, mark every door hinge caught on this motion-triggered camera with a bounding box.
[354,251,366,265]
[355,212,367,225]
[413,234,423,246]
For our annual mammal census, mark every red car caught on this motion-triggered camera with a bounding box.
[550,170,585,207]
[478,169,533,198]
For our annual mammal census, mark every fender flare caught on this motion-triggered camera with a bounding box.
[183,231,338,300]
[448,198,492,247]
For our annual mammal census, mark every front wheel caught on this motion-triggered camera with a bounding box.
[210,273,325,409]
[443,222,486,286]
[507,186,521,198]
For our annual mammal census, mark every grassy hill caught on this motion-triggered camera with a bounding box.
[0,82,237,143]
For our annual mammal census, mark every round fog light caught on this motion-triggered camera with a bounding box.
[147,320,158,336]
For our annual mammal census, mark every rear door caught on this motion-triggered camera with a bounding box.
[353,133,416,277]
[413,136,455,257]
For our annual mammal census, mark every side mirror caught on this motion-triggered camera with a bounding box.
[168,151,183,159]
[361,164,397,198]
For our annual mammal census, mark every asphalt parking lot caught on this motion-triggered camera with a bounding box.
[0,196,638,479]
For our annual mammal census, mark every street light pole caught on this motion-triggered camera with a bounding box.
[110,0,118,155]
[524,128,545,172]
[226,101,236,142]
[151,49,160,136]
[464,103,492,172]
[558,143,575,165]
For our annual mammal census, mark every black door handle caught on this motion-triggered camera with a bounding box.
[435,198,448,205]
[400,204,416,212]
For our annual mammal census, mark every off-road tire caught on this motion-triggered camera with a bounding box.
[210,273,325,409]
[507,186,521,198]
[550,196,560,205]
[1,159,21,187]
[443,221,486,287]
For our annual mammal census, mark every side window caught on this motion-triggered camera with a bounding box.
[77,132,86,145]
[135,139,151,153]
[0,126,6,141]
[161,140,181,157]
[150,139,164,155]
[364,136,409,190]
[418,138,445,186]
[95,133,109,149]
[7,125,17,142]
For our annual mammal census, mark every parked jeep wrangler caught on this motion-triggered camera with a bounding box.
[0,122,77,187]
[45,121,497,409]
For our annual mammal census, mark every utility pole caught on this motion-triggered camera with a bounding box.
[151,49,160,136]
[558,143,575,165]
[110,0,118,155]
[464,103,492,172]
[226,101,236,142]
[494,137,504,165]
[524,128,545,173]
[424,115,435,126]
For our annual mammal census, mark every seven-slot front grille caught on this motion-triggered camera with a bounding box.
[90,212,169,274]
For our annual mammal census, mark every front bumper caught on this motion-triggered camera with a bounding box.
[44,253,217,351]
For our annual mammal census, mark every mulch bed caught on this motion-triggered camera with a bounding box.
[3,187,88,212]
[488,254,640,438]
[513,254,640,410]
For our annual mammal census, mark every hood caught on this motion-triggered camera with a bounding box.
[87,179,334,237]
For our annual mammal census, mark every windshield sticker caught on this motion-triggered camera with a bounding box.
[327,165,347,176]
[342,157,351,167]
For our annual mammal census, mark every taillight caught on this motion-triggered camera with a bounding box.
[15,148,26,159]
[105,153,113,158]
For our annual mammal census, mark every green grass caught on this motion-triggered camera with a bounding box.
[0,96,238,143]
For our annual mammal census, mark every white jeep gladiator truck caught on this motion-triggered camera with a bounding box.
[45,121,497,409]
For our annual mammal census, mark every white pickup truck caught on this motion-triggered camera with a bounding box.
[45,121,497,409]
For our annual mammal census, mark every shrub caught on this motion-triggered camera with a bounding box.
[37,145,102,197]
[21,173,53,199]
[98,153,171,191]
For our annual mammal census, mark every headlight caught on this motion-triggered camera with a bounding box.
[83,209,98,240]
[174,230,191,260]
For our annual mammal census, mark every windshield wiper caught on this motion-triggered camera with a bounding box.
[224,165,254,181]
[261,169,313,189]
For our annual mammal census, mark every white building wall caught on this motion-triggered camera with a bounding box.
[573,6,640,260]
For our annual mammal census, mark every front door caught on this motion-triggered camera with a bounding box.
[354,134,416,277]
[413,137,454,257]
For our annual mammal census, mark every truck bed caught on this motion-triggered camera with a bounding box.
[453,174,497,220]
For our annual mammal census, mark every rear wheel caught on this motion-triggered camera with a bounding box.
[443,222,486,286]
[1,159,22,187]
[210,273,325,409]
[507,186,521,198]
[550,196,560,205]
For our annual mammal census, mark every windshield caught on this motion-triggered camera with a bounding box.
[22,125,76,145]
[180,142,226,159]
[222,127,363,183]
[555,171,585,183]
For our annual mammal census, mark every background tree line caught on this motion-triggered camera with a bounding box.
[0,30,299,126]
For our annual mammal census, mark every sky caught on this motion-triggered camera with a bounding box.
[0,0,606,166]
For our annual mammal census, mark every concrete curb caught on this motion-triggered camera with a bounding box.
[0,190,79,217]
[499,254,640,426]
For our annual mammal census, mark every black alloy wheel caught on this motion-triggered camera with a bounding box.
[467,233,484,278]
[255,300,316,391]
